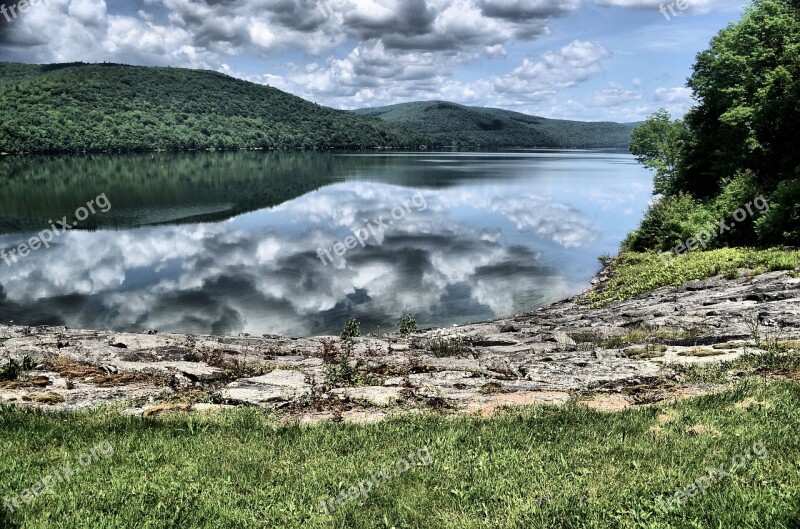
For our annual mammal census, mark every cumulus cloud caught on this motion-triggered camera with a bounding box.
[270,38,611,109]
[594,0,743,14]
[0,0,705,124]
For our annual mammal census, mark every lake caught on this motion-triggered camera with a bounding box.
[0,151,652,337]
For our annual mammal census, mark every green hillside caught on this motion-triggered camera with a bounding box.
[354,101,636,149]
[0,62,424,153]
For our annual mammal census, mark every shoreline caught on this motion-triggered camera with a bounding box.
[2,267,798,420]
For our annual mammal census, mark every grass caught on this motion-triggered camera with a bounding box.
[1,380,800,528]
[673,347,800,384]
[426,335,470,357]
[585,248,800,307]
[603,326,701,349]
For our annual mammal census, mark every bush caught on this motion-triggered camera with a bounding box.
[324,354,358,388]
[622,193,715,252]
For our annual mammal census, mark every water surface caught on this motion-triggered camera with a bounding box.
[0,151,652,336]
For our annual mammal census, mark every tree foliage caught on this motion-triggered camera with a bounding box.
[0,62,425,153]
[627,0,800,249]
[681,0,800,198]
[629,109,686,195]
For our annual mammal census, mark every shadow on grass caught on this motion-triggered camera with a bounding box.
[0,507,20,528]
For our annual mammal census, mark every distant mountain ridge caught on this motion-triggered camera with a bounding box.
[0,62,424,153]
[354,101,636,149]
[0,62,635,154]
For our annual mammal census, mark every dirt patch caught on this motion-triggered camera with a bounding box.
[142,403,193,417]
[468,391,571,417]
[584,394,632,412]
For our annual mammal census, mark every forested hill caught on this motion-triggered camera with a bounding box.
[0,62,424,153]
[353,101,637,149]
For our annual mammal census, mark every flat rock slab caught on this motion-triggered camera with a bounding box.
[216,369,312,405]
[330,386,404,406]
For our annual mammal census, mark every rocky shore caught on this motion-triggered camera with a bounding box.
[2,270,799,421]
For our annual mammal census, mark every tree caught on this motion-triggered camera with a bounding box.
[680,0,800,197]
[629,109,685,195]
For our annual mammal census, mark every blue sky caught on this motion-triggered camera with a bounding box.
[0,0,747,120]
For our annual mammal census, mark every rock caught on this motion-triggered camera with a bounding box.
[330,386,404,406]
[241,369,309,388]
[216,369,311,405]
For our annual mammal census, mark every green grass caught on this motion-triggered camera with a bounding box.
[585,248,800,307]
[2,380,799,528]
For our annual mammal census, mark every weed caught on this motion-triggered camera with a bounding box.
[743,312,762,348]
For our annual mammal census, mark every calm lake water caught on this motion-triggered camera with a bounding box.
[0,151,652,336]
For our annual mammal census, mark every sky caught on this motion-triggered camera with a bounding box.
[0,0,747,121]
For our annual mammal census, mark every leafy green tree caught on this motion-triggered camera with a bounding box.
[629,109,686,195]
[627,0,800,250]
[680,0,800,198]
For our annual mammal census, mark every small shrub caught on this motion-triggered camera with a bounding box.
[321,339,338,364]
[325,354,358,388]
[597,253,614,267]
[340,319,361,341]
[398,313,417,338]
